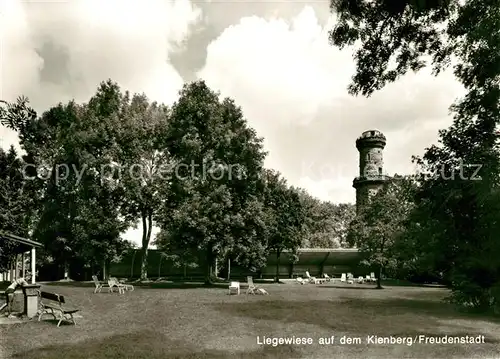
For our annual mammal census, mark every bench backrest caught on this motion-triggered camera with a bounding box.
[40,291,66,304]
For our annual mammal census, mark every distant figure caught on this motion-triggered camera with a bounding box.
[1,274,31,316]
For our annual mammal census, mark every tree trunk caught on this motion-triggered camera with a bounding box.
[158,255,163,279]
[103,260,107,280]
[140,210,153,281]
[204,246,214,285]
[376,266,383,289]
[275,250,281,283]
[130,250,137,279]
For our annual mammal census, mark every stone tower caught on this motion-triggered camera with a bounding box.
[353,130,388,213]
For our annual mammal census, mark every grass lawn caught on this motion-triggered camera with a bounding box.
[1,281,499,359]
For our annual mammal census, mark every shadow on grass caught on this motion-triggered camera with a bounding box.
[43,281,229,290]
[135,282,228,290]
[316,285,379,290]
[327,279,446,288]
[344,296,500,324]
[12,330,302,359]
[44,281,94,288]
[213,297,500,336]
[381,280,448,288]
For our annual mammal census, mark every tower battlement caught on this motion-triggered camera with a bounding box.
[355,130,386,150]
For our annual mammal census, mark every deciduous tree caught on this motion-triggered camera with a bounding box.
[347,178,415,288]
[262,170,306,282]
[157,81,267,284]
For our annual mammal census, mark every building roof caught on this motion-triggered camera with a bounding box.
[0,231,43,254]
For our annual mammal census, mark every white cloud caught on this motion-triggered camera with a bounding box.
[298,176,353,203]
[200,7,354,130]
[122,225,160,249]
[0,0,201,246]
[199,6,465,204]
[0,0,201,108]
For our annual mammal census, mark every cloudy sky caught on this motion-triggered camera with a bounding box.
[0,0,465,247]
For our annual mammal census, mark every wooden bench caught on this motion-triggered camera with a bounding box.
[38,291,79,327]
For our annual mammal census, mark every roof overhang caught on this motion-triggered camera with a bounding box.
[0,231,42,255]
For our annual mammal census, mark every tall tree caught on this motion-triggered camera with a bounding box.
[347,178,415,288]
[7,87,132,278]
[89,82,172,281]
[263,170,306,282]
[157,81,267,284]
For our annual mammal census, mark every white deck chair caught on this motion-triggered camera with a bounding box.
[111,277,134,291]
[366,275,371,282]
[357,276,364,283]
[296,277,305,285]
[92,275,109,293]
[347,273,354,284]
[228,281,240,295]
[341,273,353,284]
[246,276,257,294]
[108,278,125,294]
[305,271,318,284]
[256,288,269,295]
[370,272,377,282]
[324,274,331,282]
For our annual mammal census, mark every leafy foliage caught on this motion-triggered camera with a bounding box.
[261,170,307,281]
[347,177,415,288]
[298,188,355,248]
[331,0,500,309]
[11,83,134,277]
[84,81,172,280]
[156,81,268,284]
[0,147,39,271]
[0,96,37,132]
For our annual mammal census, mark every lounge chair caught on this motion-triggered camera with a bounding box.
[246,276,257,294]
[370,272,377,282]
[256,288,269,295]
[357,276,364,283]
[366,275,371,282]
[108,278,126,294]
[305,271,319,284]
[296,277,305,285]
[111,277,134,291]
[324,274,332,282]
[92,275,109,293]
[228,281,240,295]
[341,273,353,284]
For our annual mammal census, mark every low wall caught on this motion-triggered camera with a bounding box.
[0,289,23,313]
[110,248,368,280]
